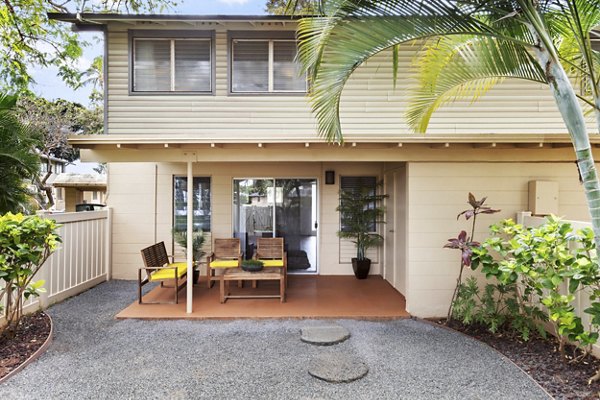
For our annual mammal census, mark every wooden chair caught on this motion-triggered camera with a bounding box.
[139,241,187,304]
[206,238,242,288]
[255,237,287,287]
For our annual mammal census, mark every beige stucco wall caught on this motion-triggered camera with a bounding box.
[108,161,384,280]
[104,20,587,141]
[405,162,592,318]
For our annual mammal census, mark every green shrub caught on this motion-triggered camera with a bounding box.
[470,216,599,357]
[0,212,60,338]
[452,277,542,341]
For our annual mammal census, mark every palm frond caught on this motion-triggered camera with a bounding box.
[407,35,547,133]
[297,0,528,143]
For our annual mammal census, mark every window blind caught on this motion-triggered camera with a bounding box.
[273,41,306,91]
[232,40,269,92]
[340,176,377,232]
[133,39,171,91]
[174,40,211,92]
[133,38,211,92]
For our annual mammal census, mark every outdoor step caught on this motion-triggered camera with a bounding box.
[300,325,351,346]
[308,353,369,383]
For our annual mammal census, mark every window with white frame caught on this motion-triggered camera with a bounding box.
[133,38,212,92]
[231,39,306,93]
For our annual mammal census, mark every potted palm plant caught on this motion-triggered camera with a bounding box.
[172,229,206,284]
[336,182,387,279]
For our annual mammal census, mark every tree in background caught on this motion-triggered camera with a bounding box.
[79,55,104,107]
[0,94,40,214]
[265,0,317,15]
[0,0,178,93]
[15,95,102,209]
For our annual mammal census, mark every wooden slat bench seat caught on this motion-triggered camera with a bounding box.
[139,241,187,304]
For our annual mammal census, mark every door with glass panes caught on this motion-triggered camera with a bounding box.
[233,178,318,273]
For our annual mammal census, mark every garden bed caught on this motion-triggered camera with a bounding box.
[0,312,52,382]
[446,320,600,400]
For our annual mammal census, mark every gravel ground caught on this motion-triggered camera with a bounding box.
[0,280,549,400]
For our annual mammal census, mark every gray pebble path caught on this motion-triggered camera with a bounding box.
[0,280,550,399]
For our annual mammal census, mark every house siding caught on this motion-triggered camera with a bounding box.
[105,21,585,141]
[93,18,600,319]
[108,161,383,280]
[405,161,593,318]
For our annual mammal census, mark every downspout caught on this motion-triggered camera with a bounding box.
[186,161,194,314]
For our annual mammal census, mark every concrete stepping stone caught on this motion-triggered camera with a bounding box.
[308,353,369,383]
[301,325,350,346]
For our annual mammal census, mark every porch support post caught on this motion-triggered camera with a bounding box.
[186,161,193,314]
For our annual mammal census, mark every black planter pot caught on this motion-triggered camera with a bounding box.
[193,269,200,285]
[351,258,371,279]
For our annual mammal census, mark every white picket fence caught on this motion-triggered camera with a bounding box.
[517,211,598,353]
[16,209,112,315]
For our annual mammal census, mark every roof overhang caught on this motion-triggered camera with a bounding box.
[48,13,304,29]
[52,173,107,190]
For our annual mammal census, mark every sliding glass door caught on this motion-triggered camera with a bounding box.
[233,178,318,273]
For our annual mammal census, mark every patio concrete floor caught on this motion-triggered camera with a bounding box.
[0,280,550,399]
[118,275,409,320]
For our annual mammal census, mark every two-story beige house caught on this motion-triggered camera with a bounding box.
[50,13,600,318]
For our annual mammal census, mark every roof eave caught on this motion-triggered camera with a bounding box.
[47,12,309,24]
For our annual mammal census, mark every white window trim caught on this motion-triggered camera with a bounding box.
[231,39,307,94]
[132,38,213,93]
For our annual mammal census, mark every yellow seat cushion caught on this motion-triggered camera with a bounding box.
[259,259,284,268]
[149,262,188,281]
[210,259,239,268]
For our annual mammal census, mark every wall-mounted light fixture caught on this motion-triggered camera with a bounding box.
[325,170,335,185]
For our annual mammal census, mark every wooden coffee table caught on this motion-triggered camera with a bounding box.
[220,267,286,303]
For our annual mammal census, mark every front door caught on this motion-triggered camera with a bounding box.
[233,178,318,273]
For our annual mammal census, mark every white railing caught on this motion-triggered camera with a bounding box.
[517,211,598,354]
[19,209,112,315]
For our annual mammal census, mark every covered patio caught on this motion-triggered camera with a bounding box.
[117,275,408,319]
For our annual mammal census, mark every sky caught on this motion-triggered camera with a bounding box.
[31,0,268,173]
[31,0,269,106]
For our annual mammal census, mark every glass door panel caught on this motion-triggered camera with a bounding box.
[233,179,274,259]
[275,179,318,273]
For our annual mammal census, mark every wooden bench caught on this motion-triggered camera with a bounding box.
[139,241,188,304]
[220,267,286,303]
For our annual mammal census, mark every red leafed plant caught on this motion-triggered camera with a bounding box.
[444,230,479,267]
[445,193,500,322]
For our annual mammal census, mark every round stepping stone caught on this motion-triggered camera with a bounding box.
[308,353,368,383]
[301,326,350,346]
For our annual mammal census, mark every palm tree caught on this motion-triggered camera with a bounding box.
[0,94,40,213]
[297,0,600,250]
[80,56,104,107]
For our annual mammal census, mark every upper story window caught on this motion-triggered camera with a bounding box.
[229,32,307,94]
[130,30,214,94]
